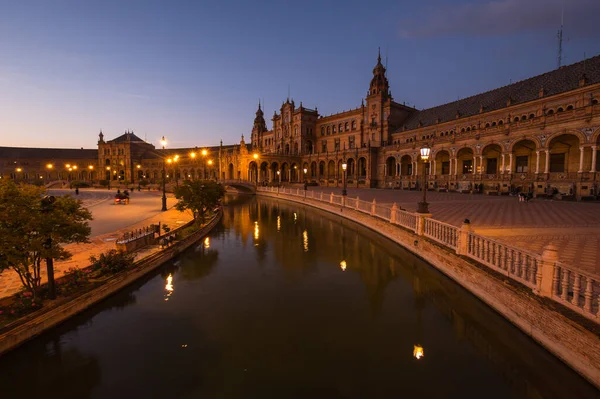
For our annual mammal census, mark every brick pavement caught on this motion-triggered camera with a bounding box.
[303,186,600,275]
[0,203,193,300]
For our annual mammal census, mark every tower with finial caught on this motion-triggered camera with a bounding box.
[98,130,104,144]
[251,100,268,150]
[365,48,392,147]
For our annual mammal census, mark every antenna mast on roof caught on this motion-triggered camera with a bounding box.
[557,7,564,69]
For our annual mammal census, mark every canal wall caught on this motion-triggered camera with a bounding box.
[257,190,600,389]
[0,211,222,356]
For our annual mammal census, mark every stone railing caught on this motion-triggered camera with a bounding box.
[258,186,599,324]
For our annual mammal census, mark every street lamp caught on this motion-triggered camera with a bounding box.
[342,162,347,196]
[161,136,167,211]
[207,159,213,180]
[303,167,308,189]
[417,145,431,214]
[106,166,111,190]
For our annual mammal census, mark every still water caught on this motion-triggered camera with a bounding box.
[0,195,597,398]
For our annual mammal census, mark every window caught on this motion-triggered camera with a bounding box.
[557,107,564,113]
[485,123,490,128]
[441,161,450,175]
[549,153,565,173]
[566,105,574,111]
[547,109,554,115]
[332,125,336,133]
[321,141,327,153]
[321,127,325,136]
[345,122,349,131]
[339,124,343,132]
[327,126,330,135]
[529,113,535,119]
[514,117,519,122]
[486,158,498,174]
[462,160,473,174]
[334,139,340,152]
[351,120,357,130]
[349,136,355,149]
[498,120,503,126]
[593,99,599,105]
[515,156,528,173]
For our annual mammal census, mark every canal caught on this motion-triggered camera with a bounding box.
[0,195,597,398]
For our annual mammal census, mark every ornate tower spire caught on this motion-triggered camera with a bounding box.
[368,48,389,97]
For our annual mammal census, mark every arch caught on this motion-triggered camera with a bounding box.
[481,144,503,174]
[358,157,367,178]
[290,163,299,182]
[566,105,574,111]
[557,107,564,113]
[260,161,269,182]
[318,161,325,178]
[327,160,336,179]
[306,140,313,154]
[547,109,554,115]
[510,139,537,174]
[270,162,279,182]
[105,158,110,166]
[547,134,581,173]
[248,161,258,183]
[386,156,396,177]
[545,129,586,148]
[434,150,451,175]
[400,154,413,176]
[456,147,474,174]
[310,161,317,179]
[281,162,289,182]
[228,163,234,179]
[346,158,356,178]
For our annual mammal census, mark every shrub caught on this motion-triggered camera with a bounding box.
[90,249,135,276]
[10,291,42,316]
[62,267,90,291]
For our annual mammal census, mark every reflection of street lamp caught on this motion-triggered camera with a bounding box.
[161,136,167,212]
[417,145,431,214]
[106,166,111,190]
[342,162,347,196]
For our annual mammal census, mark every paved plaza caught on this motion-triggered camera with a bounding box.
[0,189,192,300]
[304,186,600,275]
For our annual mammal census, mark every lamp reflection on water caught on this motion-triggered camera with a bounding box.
[254,221,259,241]
[277,216,281,232]
[165,274,174,301]
[302,230,309,252]
[204,237,210,248]
[413,345,424,360]
[340,260,347,271]
[293,212,297,222]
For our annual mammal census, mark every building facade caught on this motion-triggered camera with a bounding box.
[1,52,599,198]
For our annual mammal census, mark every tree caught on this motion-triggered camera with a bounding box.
[0,180,92,301]
[174,180,224,223]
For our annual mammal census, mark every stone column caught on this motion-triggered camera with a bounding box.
[472,156,477,174]
[535,151,540,174]
[500,154,505,174]
[479,156,484,174]
[579,146,585,173]
[508,153,513,175]
[454,158,459,176]
[591,146,597,173]
[433,159,437,176]
[414,161,418,177]
[449,158,453,176]
[544,150,550,173]
[456,219,472,256]
[536,244,559,298]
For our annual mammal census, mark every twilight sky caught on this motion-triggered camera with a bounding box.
[1,0,599,150]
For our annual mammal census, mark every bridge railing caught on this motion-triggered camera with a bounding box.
[256,186,600,325]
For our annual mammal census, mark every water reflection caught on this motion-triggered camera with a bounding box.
[0,194,596,398]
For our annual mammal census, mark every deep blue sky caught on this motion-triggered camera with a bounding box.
[1,0,599,149]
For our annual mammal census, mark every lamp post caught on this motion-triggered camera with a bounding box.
[342,162,348,196]
[253,153,259,183]
[417,145,431,214]
[106,166,111,190]
[161,136,167,211]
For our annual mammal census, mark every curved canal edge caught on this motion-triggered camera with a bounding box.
[257,191,600,389]
[0,210,223,357]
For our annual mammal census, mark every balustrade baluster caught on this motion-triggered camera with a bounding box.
[584,279,593,312]
[571,274,581,307]
[552,267,560,296]
[494,244,500,268]
[561,269,569,301]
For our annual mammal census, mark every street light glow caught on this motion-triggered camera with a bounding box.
[208,159,213,165]
[201,149,208,156]
[160,136,167,149]
[342,163,347,171]
[413,345,424,360]
[46,164,53,169]
[420,145,431,162]
[253,153,258,159]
